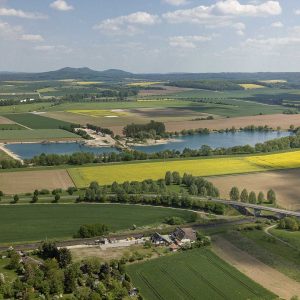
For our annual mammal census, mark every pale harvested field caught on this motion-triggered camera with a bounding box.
[0,169,74,194]
[208,169,300,211]
[0,116,14,124]
[212,236,300,299]
[165,114,300,131]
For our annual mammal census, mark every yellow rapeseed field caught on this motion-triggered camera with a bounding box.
[127,81,163,87]
[75,81,103,85]
[68,150,300,187]
[68,110,126,118]
[239,83,265,89]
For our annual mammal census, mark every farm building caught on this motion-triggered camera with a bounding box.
[150,232,172,246]
[171,227,196,243]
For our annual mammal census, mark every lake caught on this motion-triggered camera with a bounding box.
[5,142,118,159]
[5,131,291,159]
[133,131,291,153]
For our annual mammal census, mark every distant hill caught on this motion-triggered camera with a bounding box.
[0,67,135,81]
[1,67,300,82]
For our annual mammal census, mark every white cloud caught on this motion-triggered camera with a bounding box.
[0,21,44,42]
[163,0,281,25]
[271,21,283,28]
[0,7,46,19]
[214,0,281,17]
[169,35,212,48]
[0,21,21,39]
[34,45,72,53]
[50,0,73,11]
[20,34,44,42]
[94,12,160,35]
[163,0,189,6]
[295,10,300,16]
[244,37,300,48]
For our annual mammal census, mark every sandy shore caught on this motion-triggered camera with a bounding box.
[128,138,182,147]
[0,143,23,162]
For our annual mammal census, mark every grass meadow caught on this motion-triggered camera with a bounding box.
[0,204,195,244]
[224,230,300,282]
[0,129,79,142]
[127,248,276,300]
[4,113,73,129]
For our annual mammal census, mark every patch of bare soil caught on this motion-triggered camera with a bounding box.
[212,235,300,299]
[208,168,300,211]
[0,169,74,194]
[165,114,300,131]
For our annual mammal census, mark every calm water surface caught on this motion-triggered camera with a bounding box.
[5,131,291,159]
[5,142,118,159]
[133,131,291,153]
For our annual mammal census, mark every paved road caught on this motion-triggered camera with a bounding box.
[197,197,300,218]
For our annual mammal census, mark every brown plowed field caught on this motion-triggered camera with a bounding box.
[0,169,74,194]
[208,168,300,211]
[212,236,300,299]
[165,114,300,131]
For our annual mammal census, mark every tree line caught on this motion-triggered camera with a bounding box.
[123,120,166,139]
[167,80,244,91]
[229,187,276,205]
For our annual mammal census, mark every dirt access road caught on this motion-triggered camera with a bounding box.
[212,235,300,299]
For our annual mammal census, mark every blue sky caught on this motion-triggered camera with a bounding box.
[0,0,299,73]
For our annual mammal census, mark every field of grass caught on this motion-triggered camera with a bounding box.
[0,102,54,114]
[45,100,194,111]
[0,129,79,142]
[69,150,300,187]
[0,124,25,130]
[270,228,300,249]
[4,113,73,129]
[127,248,276,300]
[224,230,300,282]
[0,204,195,244]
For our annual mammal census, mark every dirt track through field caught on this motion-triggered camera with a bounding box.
[0,169,74,194]
[208,168,300,211]
[0,116,14,124]
[165,114,300,131]
[212,236,300,299]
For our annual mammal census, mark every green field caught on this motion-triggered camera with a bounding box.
[0,204,195,244]
[69,150,300,187]
[4,113,73,129]
[0,129,79,142]
[127,248,276,300]
[0,102,54,114]
[270,228,300,249]
[0,124,25,130]
[224,230,300,282]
